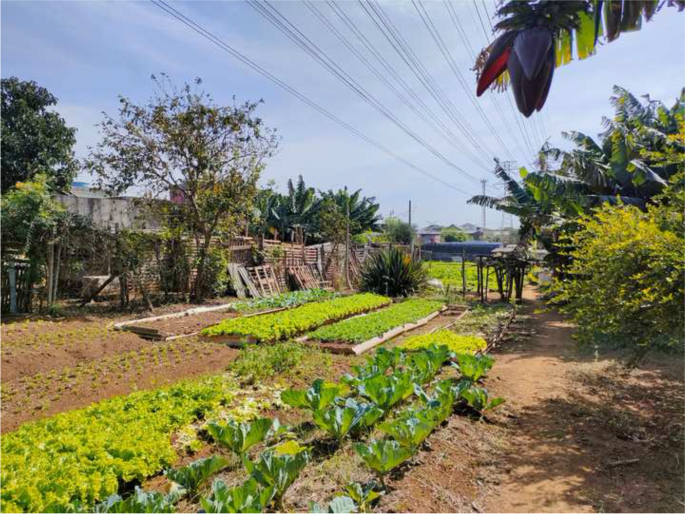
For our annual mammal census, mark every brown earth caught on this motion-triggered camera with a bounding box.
[483,289,685,513]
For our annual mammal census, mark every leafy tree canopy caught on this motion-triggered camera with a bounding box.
[441,226,468,242]
[1,77,77,193]
[86,75,278,300]
[383,217,415,245]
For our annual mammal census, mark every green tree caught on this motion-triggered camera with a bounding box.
[86,76,278,301]
[441,226,468,242]
[0,174,95,308]
[1,77,77,193]
[383,217,415,245]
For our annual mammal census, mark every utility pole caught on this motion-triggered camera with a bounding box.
[480,179,487,231]
[408,199,414,258]
[344,201,351,289]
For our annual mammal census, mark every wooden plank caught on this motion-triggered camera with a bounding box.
[351,306,447,355]
[228,264,246,299]
[238,266,261,298]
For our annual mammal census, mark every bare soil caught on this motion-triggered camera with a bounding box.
[132,309,239,337]
[1,338,239,432]
[484,289,685,513]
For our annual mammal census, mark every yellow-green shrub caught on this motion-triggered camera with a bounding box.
[400,330,486,354]
[555,179,685,356]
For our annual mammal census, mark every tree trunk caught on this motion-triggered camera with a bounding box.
[192,231,212,303]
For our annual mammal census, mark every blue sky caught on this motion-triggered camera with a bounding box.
[2,1,684,228]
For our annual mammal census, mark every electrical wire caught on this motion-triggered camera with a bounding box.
[411,0,516,163]
[247,0,481,182]
[148,0,475,196]
[358,0,499,166]
[302,0,491,173]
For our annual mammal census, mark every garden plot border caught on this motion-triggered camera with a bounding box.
[203,302,393,348]
[302,305,471,355]
[113,304,289,341]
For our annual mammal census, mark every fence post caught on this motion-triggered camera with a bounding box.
[8,263,18,314]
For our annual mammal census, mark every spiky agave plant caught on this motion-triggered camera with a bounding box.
[475,0,683,116]
[359,247,427,298]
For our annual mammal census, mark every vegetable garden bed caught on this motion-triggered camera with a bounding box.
[200,293,391,345]
[303,299,455,355]
[116,290,337,341]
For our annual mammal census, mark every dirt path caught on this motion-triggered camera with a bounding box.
[485,289,684,513]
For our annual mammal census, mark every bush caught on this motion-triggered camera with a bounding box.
[555,181,684,357]
[359,248,427,297]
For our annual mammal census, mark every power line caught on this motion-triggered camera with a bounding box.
[442,0,528,165]
[148,0,474,196]
[247,0,481,183]
[470,0,538,158]
[411,0,516,163]
[358,0,498,166]
[302,0,491,173]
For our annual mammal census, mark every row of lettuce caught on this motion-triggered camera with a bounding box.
[203,293,447,345]
[2,338,502,513]
[201,293,391,341]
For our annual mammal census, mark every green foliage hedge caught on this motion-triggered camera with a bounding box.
[0,376,234,513]
[400,330,487,354]
[555,182,685,356]
[310,299,444,344]
[201,293,391,341]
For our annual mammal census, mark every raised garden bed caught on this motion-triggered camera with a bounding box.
[116,290,337,341]
[303,300,464,355]
[200,293,391,345]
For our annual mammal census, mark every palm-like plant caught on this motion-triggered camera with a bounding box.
[314,187,381,236]
[539,87,684,207]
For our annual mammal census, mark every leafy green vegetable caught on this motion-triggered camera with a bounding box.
[310,299,444,344]
[459,385,505,413]
[200,479,274,514]
[232,289,335,313]
[344,482,381,513]
[378,415,434,451]
[1,375,234,513]
[358,371,414,411]
[281,379,349,411]
[406,344,450,384]
[164,456,230,496]
[309,496,358,513]
[207,418,276,458]
[370,347,406,372]
[245,449,310,509]
[92,487,177,513]
[312,399,383,444]
[400,330,487,354]
[453,353,494,382]
[202,293,390,341]
[353,440,413,486]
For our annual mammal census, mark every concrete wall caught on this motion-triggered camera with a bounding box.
[54,194,161,231]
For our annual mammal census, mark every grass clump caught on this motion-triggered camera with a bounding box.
[230,341,331,383]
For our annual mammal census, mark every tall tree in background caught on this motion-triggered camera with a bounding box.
[1,77,77,193]
[86,76,278,301]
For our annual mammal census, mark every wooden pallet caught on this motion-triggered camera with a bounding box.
[247,265,281,297]
[287,265,331,290]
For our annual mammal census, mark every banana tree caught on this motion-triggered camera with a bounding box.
[475,0,683,116]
